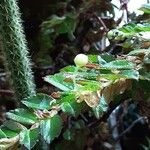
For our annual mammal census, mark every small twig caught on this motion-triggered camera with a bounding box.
[80,114,88,122]
[93,14,109,32]
[98,17,109,32]
[115,116,148,141]
[68,116,72,129]
[119,0,129,23]
[0,89,14,96]
[34,65,54,70]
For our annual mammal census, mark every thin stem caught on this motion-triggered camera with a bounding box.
[93,14,109,32]
[115,116,148,141]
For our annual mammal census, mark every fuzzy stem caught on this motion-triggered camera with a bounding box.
[0,0,36,101]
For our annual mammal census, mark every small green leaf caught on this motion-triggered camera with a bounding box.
[139,3,150,14]
[57,14,76,34]
[128,49,150,56]
[40,115,63,144]
[20,128,39,150]
[3,120,27,132]
[6,109,37,125]
[61,102,76,117]
[88,55,98,63]
[22,94,56,110]
[41,15,65,29]
[93,96,108,119]
[44,73,74,91]
[77,72,97,80]
[60,94,85,117]
[0,129,7,139]
[78,81,101,91]
[60,66,76,72]
[100,54,115,63]
[98,56,107,65]
[98,74,124,81]
[119,70,139,80]
[1,126,18,138]
[103,60,135,69]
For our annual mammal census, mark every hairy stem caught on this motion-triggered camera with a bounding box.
[0,0,36,101]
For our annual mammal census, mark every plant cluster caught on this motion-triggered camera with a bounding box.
[0,1,150,150]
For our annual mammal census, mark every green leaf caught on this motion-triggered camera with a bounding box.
[103,60,135,69]
[61,102,76,117]
[97,56,107,65]
[97,54,115,65]
[119,23,150,34]
[88,55,98,63]
[78,80,101,91]
[0,126,18,138]
[6,109,37,125]
[119,23,136,33]
[44,73,74,91]
[41,15,65,29]
[65,72,97,81]
[139,4,150,14]
[98,74,124,81]
[60,94,85,117]
[57,14,76,34]
[100,53,115,62]
[42,14,76,35]
[60,66,76,72]
[128,49,150,56]
[135,24,150,32]
[93,96,108,119]
[40,115,63,144]
[119,70,139,80]
[22,94,56,110]
[0,129,7,139]
[3,120,27,132]
[20,128,39,150]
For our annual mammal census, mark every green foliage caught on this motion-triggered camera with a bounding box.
[0,1,149,149]
[1,46,149,149]
[92,96,108,119]
[139,4,150,14]
[40,115,63,144]
[6,109,37,125]
[102,60,135,69]
[22,94,56,110]
[20,128,39,150]
[60,93,86,117]
[41,13,76,49]
[44,73,74,91]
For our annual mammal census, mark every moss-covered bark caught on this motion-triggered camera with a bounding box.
[0,0,36,101]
